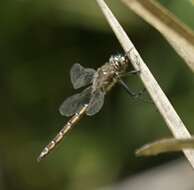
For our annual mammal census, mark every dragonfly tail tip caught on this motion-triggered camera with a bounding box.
[37,149,48,162]
[37,154,42,162]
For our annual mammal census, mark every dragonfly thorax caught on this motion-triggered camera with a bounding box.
[92,54,129,93]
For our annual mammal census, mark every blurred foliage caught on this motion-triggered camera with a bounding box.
[190,0,194,5]
[0,0,194,190]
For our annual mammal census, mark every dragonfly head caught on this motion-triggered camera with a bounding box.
[109,54,129,71]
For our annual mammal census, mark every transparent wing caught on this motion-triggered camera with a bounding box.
[59,87,91,117]
[86,90,105,116]
[70,63,96,89]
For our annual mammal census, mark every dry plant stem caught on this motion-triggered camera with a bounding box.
[136,137,194,156]
[96,0,194,168]
[121,0,194,72]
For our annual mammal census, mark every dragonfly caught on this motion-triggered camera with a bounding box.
[136,137,194,156]
[37,53,141,162]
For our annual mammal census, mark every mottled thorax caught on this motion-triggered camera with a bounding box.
[92,54,129,93]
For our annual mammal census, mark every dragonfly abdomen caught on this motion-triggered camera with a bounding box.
[37,104,88,162]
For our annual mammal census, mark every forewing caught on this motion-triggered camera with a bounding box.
[59,87,91,117]
[86,90,105,116]
[70,63,96,89]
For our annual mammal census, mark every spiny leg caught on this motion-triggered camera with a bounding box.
[119,69,140,78]
[118,53,152,103]
[118,78,152,104]
[116,70,141,98]
[118,78,136,97]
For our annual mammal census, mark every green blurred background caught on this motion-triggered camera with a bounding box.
[1,0,194,189]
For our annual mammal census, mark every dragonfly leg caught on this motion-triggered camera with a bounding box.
[118,78,139,98]
[120,69,140,78]
[118,78,152,104]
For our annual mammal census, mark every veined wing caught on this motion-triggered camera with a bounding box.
[86,90,105,116]
[70,63,96,89]
[136,137,194,156]
[59,87,91,117]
